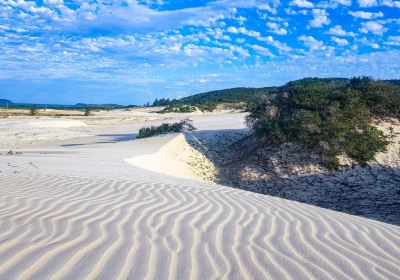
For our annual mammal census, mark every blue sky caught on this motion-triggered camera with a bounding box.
[0,0,399,105]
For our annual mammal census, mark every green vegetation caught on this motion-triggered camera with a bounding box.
[84,107,91,116]
[152,98,175,106]
[29,106,38,116]
[137,119,196,139]
[246,77,399,169]
[152,87,277,113]
[151,78,400,114]
[160,104,197,113]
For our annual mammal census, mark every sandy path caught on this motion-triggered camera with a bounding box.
[0,112,399,279]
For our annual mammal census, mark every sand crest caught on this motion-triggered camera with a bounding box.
[0,110,399,279]
[125,133,217,182]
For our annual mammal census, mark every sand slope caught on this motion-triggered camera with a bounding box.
[0,172,399,279]
[125,134,217,183]
[0,112,399,279]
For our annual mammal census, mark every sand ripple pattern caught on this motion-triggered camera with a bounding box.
[0,173,399,280]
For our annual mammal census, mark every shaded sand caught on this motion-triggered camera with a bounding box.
[125,133,217,182]
[0,112,399,279]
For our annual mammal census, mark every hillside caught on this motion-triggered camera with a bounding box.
[155,87,278,112]
[0,99,12,106]
[159,77,400,113]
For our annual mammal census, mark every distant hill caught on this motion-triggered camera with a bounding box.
[157,77,399,112]
[180,87,277,105]
[383,79,400,85]
[75,103,126,109]
[155,87,278,112]
[0,99,13,106]
[0,101,126,110]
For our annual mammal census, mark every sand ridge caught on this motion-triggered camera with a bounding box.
[0,173,399,279]
[125,133,217,183]
[0,110,399,279]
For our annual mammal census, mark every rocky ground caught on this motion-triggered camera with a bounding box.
[188,119,400,225]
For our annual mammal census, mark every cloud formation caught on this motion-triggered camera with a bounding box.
[0,0,399,104]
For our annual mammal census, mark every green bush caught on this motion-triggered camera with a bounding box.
[246,77,397,169]
[84,108,91,116]
[160,104,197,113]
[137,119,196,139]
[29,106,38,116]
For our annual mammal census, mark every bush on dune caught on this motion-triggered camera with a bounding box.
[246,77,398,169]
[137,119,196,139]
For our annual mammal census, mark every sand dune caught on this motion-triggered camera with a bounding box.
[0,111,399,279]
[0,173,399,279]
[125,134,217,183]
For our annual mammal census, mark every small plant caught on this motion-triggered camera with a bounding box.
[29,106,38,116]
[137,119,196,139]
[84,108,91,116]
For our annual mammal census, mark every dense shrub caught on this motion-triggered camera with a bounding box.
[137,119,196,139]
[246,77,398,169]
[160,104,197,113]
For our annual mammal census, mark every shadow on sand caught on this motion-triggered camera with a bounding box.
[60,133,137,147]
[185,129,400,226]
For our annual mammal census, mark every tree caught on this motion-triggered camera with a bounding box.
[246,77,395,169]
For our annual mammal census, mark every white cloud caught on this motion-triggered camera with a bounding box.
[326,25,356,36]
[258,4,278,14]
[317,0,352,8]
[227,26,261,38]
[333,0,352,5]
[358,0,378,7]
[381,0,400,8]
[299,35,326,50]
[348,11,384,19]
[359,21,386,35]
[249,44,275,57]
[385,35,400,45]
[44,0,63,5]
[358,37,380,48]
[309,9,330,28]
[290,0,314,8]
[331,36,350,46]
[266,22,288,35]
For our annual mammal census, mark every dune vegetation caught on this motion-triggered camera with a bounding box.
[245,77,400,169]
[137,119,196,139]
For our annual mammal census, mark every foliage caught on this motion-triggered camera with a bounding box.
[29,106,38,116]
[246,77,398,169]
[152,87,277,113]
[152,98,176,106]
[160,104,197,113]
[84,107,91,116]
[137,119,196,139]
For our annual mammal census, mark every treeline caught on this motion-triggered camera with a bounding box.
[150,78,400,114]
[151,87,277,112]
[246,76,400,169]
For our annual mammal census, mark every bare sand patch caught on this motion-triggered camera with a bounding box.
[125,133,217,182]
[28,120,87,128]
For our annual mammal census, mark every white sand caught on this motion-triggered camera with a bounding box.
[125,133,217,182]
[28,120,86,128]
[0,111,399,279]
